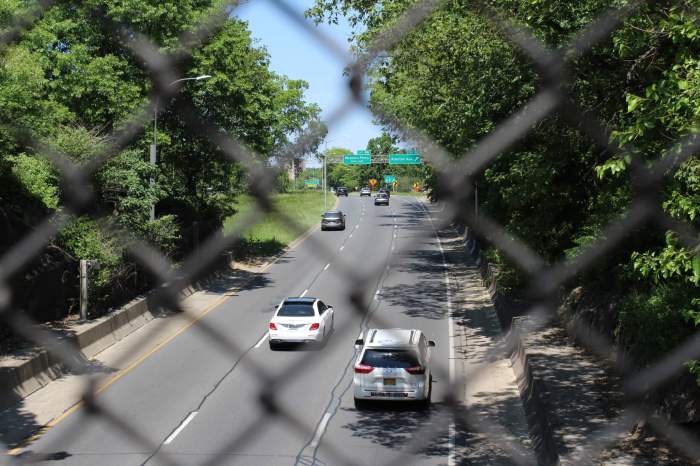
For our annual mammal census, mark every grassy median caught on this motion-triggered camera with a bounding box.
[223,191,331,257]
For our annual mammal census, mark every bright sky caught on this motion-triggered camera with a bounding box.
[235,0,383,167]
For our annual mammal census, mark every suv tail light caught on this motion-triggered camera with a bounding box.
[354,364,374,374]
[405,366,425,375]
[309,323,320,331]
[269,322,277,330]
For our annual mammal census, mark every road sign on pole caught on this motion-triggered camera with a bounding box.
[389,153,422,165]
[384,175,396,183]
[344,153,371,164]
[304,178,320,186]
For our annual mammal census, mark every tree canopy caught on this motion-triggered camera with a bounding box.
[310,0,700,384]
[1,0,321,317]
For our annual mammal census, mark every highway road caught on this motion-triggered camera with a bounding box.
[17,194,458,466]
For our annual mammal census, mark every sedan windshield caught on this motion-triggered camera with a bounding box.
[361,349,419,368]
[277,304,315,317]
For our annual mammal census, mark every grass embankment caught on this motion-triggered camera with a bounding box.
[223,191,330,257]
[392,191,426,197]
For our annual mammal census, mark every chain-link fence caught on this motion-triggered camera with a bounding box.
[1,0,700,465]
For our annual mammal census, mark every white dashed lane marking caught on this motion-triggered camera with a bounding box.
[254,332,269,349]
[311,413,332,448]
[164,412,198,445]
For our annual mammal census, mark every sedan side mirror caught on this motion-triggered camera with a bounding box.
[354,339,364,347]
[428,340,436,347]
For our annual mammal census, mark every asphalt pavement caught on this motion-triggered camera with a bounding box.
[13,194,458,466]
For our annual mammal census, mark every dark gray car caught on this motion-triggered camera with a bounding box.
[374,193,389,206]
[321,210,346,230]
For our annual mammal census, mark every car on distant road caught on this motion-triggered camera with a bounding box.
[353,328,435,408]
[374,193,389,206]
[321,210,346,230]
[378,188,390,198]
[336,187,348,196]
[360,187,371,197]
[269,297,334,349]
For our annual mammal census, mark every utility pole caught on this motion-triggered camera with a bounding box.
[79,260,88,321]
[475,181,479,224]
[323,152,327,210]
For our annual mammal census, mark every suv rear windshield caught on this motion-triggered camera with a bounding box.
[277,304,315,317]
[361,349,419,368]
[323,212,341,219]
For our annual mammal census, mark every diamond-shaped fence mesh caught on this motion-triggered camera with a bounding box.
[1,0,699,465]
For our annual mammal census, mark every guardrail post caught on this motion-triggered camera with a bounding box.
[79,259,88,321]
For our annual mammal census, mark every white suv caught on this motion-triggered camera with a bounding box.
[353,328,435,408]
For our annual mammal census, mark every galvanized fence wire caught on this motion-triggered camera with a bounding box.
[1,0,699,464]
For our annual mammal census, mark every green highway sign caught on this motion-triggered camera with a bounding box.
[384,175,396,183]
[344,154,371,165]
[304,178,320,186]
[389,153,422,165]
[357,149,371,155]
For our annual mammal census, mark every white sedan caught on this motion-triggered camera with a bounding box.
[268,297,334,349]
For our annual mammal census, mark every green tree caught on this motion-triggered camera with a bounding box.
[1,0,321,320]
[310,0,700,384]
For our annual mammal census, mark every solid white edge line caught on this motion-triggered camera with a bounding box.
[418,198,457,466]
[254,332,269,348]
[301,289,309,297]
[164,411,198,445]
[310,412,332,448]
[323,263,330,271]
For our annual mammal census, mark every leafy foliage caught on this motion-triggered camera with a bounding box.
[1,0,320,319]
[310,0,700,384]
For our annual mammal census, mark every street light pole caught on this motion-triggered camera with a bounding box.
[150,74,212,221]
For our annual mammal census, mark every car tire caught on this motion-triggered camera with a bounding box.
[269,341,278,351]
[420,376,433,409]
[354,397,369,410]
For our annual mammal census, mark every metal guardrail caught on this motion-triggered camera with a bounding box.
[1,0,700,464]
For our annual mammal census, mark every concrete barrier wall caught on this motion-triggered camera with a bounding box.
[0,264,232,409]
[507,327,560,466]
[463,226,561,466]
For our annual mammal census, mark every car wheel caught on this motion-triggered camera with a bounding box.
[421,376,432,409]
[269,341,278,351]
[354,397,369,410]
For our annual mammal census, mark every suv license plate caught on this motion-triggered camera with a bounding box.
[383,378,396,385]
